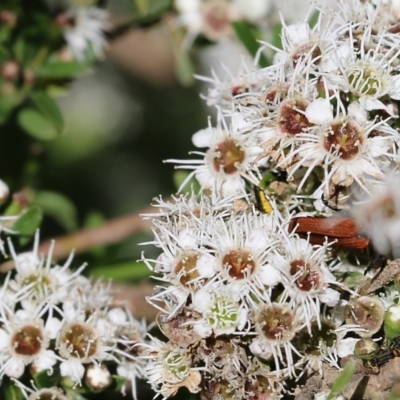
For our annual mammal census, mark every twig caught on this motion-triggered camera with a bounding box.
[0,202,160,273]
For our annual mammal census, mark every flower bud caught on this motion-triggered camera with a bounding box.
[1,60,20,81]
[85,364,112,391]
[384,304,400,339]
[354,338,379,360]
[0,179,9,204]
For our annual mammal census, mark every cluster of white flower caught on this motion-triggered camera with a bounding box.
[0,232,147,400]
[54,5,110,61]
[142,0,400,398]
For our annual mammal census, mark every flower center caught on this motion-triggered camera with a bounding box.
[290,259,321,292]
[60,323,98,359]
[222,249,256,279]
[212,139,245,175]
[12,325,43,356]
[202,2,231,40]
[207,298,239,330]
[278,98,312,136]
[347,60,387,97]
[324,120,363,160]
[164,351,190,381]
[292,42,322,66]
[257,304,295,341]
[174,252,200,287]
[22,272,52,295]
[294,320,336,356]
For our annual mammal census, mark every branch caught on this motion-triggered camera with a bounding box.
[0,202,162,272]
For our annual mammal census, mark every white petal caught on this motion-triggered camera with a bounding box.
[34,350,57,371]
[45,317,62,339]
[319,287,340,307]
[60,359,85,382]
[305,98,332,124]
[337,338,358,358]
[107,308,127,325]
[5,357,25,378]
[0,329,10,351]
[192,128,215,148]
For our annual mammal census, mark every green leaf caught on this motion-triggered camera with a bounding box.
[0,381,24,400]
[30,91,64,133]
[327,361,356,400]
[0,92,22,125]
[18,108,58,140]
[231,22,269,67]
[12,205,43,245]
[110,375,127,391]
[33,368,61,389]
[270,22,283,51]
[132,0,171,21]
[134,0,148,15]
[64,389,88,400]
[90,261,151,281]
[36,61,91,79]
[174,48,195,86]
[33,191,78,231]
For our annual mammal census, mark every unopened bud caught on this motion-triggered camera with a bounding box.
[354,338,379,360]
[0,11,17,26]
[384,304,400,339]
[85,364,112,391]
[0,179,9,204]
[1,60,20,81]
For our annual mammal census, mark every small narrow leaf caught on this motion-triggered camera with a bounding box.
[12,206,43,245]
[110,375,128,391]
[33,191,78,231]
[36,61,91,79]
[18,108,58,140]
[33,368,62,389]
[231,21,269,67]
[30,91,64,133]
[64,389,88,400]
[327,361,356,400]
[174,48,195,86]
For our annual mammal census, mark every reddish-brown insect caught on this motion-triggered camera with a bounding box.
[288,216,370,250]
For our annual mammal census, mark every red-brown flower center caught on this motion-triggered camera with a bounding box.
[324,120,363,160]
[222,249,256,279]
[212,138,245,174]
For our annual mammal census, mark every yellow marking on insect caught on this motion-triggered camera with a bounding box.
[254,186,273,214]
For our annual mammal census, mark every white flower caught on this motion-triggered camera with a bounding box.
[205,210,282,305]
[232,0,272,21]
[353,174,400,257]
[57,301,126,384]
[270,234,341,331]
[142,336,201,398]
[0,305,60,379]
[168,114,262,196]
[191,283,248,337]
[63,7,110,61]
[8,232,86,309]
